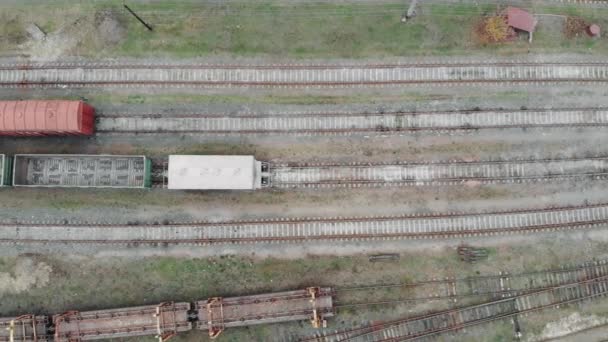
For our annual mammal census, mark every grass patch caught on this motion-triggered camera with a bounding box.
[4,90,531,108]
[2,238,608,340]
[3,1,608,58]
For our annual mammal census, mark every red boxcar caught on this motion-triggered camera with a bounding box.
[0,100,94,136]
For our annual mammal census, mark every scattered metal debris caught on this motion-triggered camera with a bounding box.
[457,245,489,263]
[369,254,400,262]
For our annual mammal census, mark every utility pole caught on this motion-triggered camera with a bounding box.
[123,2,154,31]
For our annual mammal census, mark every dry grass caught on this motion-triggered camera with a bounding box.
[474,15,510,44]
[0,12,28,49]
[564,16,589,38]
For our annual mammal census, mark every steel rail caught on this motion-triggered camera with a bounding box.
[377,280,608,342]
[3,61,608,70]
[333,262,608,308]
[96,124,608,135]
[272,155,608,167]
[1,202,606,226]
[269,172,608,188]
[334,290,517,308]
[1,219,603,244]
[306,275,608,342]
[93,107,608,119]
[95,107,608,135]
[2,204,608,245]
[3,61,608,89]
[334,260,608,292]
[5,79,608,88]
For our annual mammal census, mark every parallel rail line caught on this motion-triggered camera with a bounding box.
[4,61,608,70]
[307,276,608,342]
[94,108,608,135]
[2,203,608,245]
[2,62,608,88]
[268,157,608,188]
[332,260,608,308]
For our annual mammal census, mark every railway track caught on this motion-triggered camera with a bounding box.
[308,275,608,342]
[2,203,608,245]
[548,0,608,5]
[2,260,607,342]
[2,61,608,88]
[333,260,608,308]
[268,157,608,188]
[95,108,608,135]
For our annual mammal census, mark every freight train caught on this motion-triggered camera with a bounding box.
[0,100,268,191]
[0,288,333,342]
[0,154,268,190]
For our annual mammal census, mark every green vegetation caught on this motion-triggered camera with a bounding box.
[0,253,468,315]
[0,90,533,107]
[1,240,608,341]
[2,1,608,58]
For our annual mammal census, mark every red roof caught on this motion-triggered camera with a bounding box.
[505,7,537,33]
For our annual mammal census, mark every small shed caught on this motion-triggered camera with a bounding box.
[168,155,264,190]
[504,7,538,42]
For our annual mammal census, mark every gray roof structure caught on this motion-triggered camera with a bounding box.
[168,155,262,190]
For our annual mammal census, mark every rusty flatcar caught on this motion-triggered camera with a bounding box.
[0,315,50,342]
[0,100,94,136]
[196,287,334,339]
[53,302,192,342]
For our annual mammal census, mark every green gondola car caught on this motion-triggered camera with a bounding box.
[12,154,151,189]
[0,154,12,187]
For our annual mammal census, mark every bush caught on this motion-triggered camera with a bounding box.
[564,16,588,39]
[475,15,509,44]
